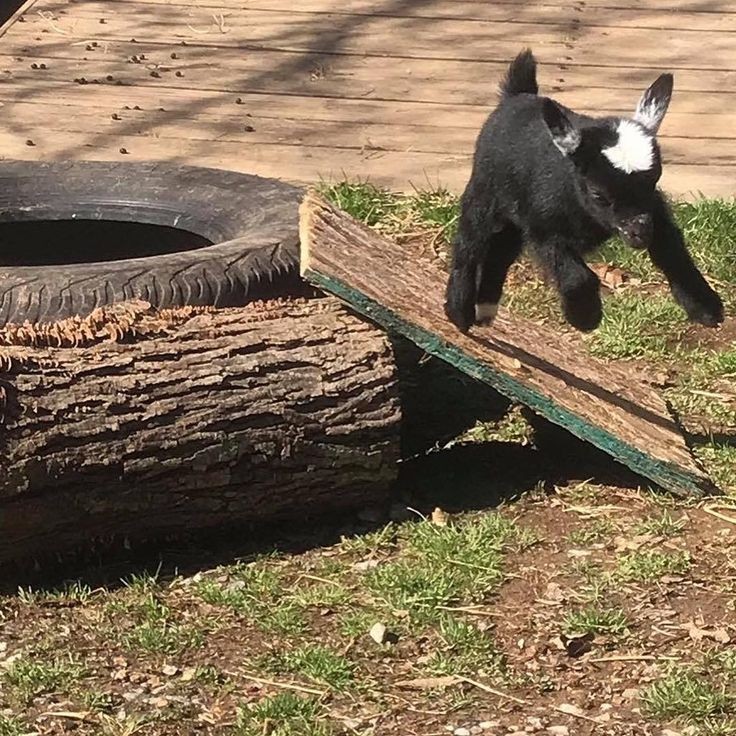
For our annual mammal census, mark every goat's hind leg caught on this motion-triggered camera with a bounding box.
[445,194,518,332]
[474,223,523,325]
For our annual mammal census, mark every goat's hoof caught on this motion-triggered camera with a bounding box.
[474,302,498,326]
[685,293,724,327]
[564,304,602,332]
[444,301,474,334]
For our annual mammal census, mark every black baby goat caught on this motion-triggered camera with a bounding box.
[445,50,724,333]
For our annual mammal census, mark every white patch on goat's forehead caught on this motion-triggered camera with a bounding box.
[602,120,654,174]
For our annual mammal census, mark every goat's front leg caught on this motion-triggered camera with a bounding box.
[531,238,602,331]
[648,194,723,327]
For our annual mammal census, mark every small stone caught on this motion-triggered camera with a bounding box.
[369,622,389,644]
[546,727,569,736]
[454,729,471,736]
[526,716,544,732]
[25,139,35,146]
[175,70,183,77]
[161,664,178,677]
[470,728,482,735]
[243,124,255,132]
[119,147,129,154]
[479,723,499,732]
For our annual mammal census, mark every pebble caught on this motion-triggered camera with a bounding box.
[453,729,471,736]
[546,727,569,736]
[479,723,500,731]
[161,664,178,676]
[369,622,388,644]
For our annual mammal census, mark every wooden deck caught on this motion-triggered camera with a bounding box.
[1,0,735,198]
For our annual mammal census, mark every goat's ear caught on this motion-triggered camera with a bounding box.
[633,74,673,134]
[542,98,581,156]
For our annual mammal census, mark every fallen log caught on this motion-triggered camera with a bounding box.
[0,298,401,564]
[299,191,716,497]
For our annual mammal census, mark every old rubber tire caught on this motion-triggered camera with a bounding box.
[0,160,303,325]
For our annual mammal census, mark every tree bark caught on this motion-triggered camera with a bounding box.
[0,297,401,564]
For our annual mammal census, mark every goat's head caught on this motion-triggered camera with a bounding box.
[542,74,673,249]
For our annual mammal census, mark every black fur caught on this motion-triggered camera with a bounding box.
[445,49,724,333]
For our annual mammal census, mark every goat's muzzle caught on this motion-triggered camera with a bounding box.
[618,214,653,250]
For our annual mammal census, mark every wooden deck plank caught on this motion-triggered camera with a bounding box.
[0,59,732,133]
[0,0,734,199]
[3,95,734,160]
[6,41,736,98]
[49,0,736,33]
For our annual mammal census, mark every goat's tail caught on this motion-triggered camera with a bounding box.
[500,49,538,97]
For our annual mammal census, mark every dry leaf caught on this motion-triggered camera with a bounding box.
[540,582,566,604]
[590,262,627,290]
[685,620,730,644]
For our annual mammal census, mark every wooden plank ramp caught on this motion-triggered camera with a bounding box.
[0,0,735,198]
[299,191,717,498]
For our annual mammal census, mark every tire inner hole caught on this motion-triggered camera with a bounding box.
[0,220,213,266]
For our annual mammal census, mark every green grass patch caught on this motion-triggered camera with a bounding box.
[235,693,333,736]
[642,668,735,721]
[195,563,307,635]
[567,519,616,547]
[3,655,86,706]
[695,443,736,494]
[428,615,506,678]
[617,550,691,582]
[676,199,736,292]
[364,514,529,622]
[16,580,93,606]
[0,714,25,736]
[318,180,400,228]
[121,593,205,655]
[563,605,629,636]
[292,582,351,610]
[339,523,398,557]
[262,645,355,691]
[460,406,533,446]
[636,510,687,538]
[586,292,687,360]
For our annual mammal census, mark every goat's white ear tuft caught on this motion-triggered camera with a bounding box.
[633,73,673,134]
[542,98,581,156]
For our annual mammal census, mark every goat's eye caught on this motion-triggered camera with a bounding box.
[591,191,610,207]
